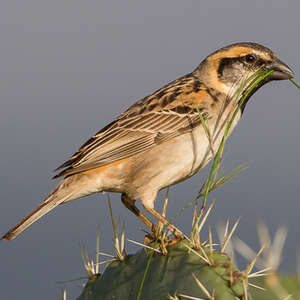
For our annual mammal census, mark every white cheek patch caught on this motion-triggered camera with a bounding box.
[221,83,232,94]
[222,70,255,102]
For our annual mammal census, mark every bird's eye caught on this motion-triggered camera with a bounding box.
[245,54,256,63]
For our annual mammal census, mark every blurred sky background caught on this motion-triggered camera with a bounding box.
[0,1,299,299]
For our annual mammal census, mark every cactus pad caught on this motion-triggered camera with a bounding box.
[77,240,245,300]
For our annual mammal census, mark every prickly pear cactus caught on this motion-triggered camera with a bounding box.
[77,240,246,300]
[250,275,300,300]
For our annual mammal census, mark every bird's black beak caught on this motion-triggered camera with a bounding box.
[240,57,294,113]
[267,58,294,80]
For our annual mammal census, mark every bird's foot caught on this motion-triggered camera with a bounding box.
[143,229,184,255]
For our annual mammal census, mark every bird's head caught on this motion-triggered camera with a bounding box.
[197,42,294,105]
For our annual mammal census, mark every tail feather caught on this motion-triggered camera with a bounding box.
[1,179,76,241]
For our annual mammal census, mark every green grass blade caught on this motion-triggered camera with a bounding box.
[290,78,300,90]
[191,70,274,237]
[137,69,274,300]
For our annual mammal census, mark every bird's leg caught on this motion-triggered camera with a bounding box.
[121,193,157,233]
[142,206,185,241]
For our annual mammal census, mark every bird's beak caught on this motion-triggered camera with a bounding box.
[267,58,294,80]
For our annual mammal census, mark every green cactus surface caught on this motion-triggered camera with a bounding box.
[249,275,300,300]
[77,240,245,300]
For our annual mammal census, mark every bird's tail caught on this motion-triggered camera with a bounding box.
[1,176,81,241]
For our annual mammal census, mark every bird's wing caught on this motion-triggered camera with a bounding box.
[54,74,213,178]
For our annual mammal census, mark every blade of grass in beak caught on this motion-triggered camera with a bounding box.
[191,70,274,237]
[290,78,300,90]
[138,69,274,300]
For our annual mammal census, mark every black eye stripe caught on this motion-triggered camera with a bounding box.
[218,54,266,78]
[218,57,235,76]
[218,57,243,77]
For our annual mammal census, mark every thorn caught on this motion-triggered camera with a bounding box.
[192,273,213,299]
[127,238,161,253]
[242,279,248,300]
[191,201,214,247]
[61,287,67,300]
[97,252,114,258]
[246,243,267,276]
[177,293,204,300]
[208,226,214,265]
[248,267,272,278]
[248,282,266,291]
[224,218,230,241]
[95,225,100,274]
[221,217,240,252]
[183,244,210,265]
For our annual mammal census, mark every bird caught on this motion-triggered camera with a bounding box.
[1,42,294,241]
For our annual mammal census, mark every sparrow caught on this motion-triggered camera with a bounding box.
[1,42,294,241]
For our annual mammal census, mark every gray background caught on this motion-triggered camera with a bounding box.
[0,1,299,299]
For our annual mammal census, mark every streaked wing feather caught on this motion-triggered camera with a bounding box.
[54,75,212,178]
